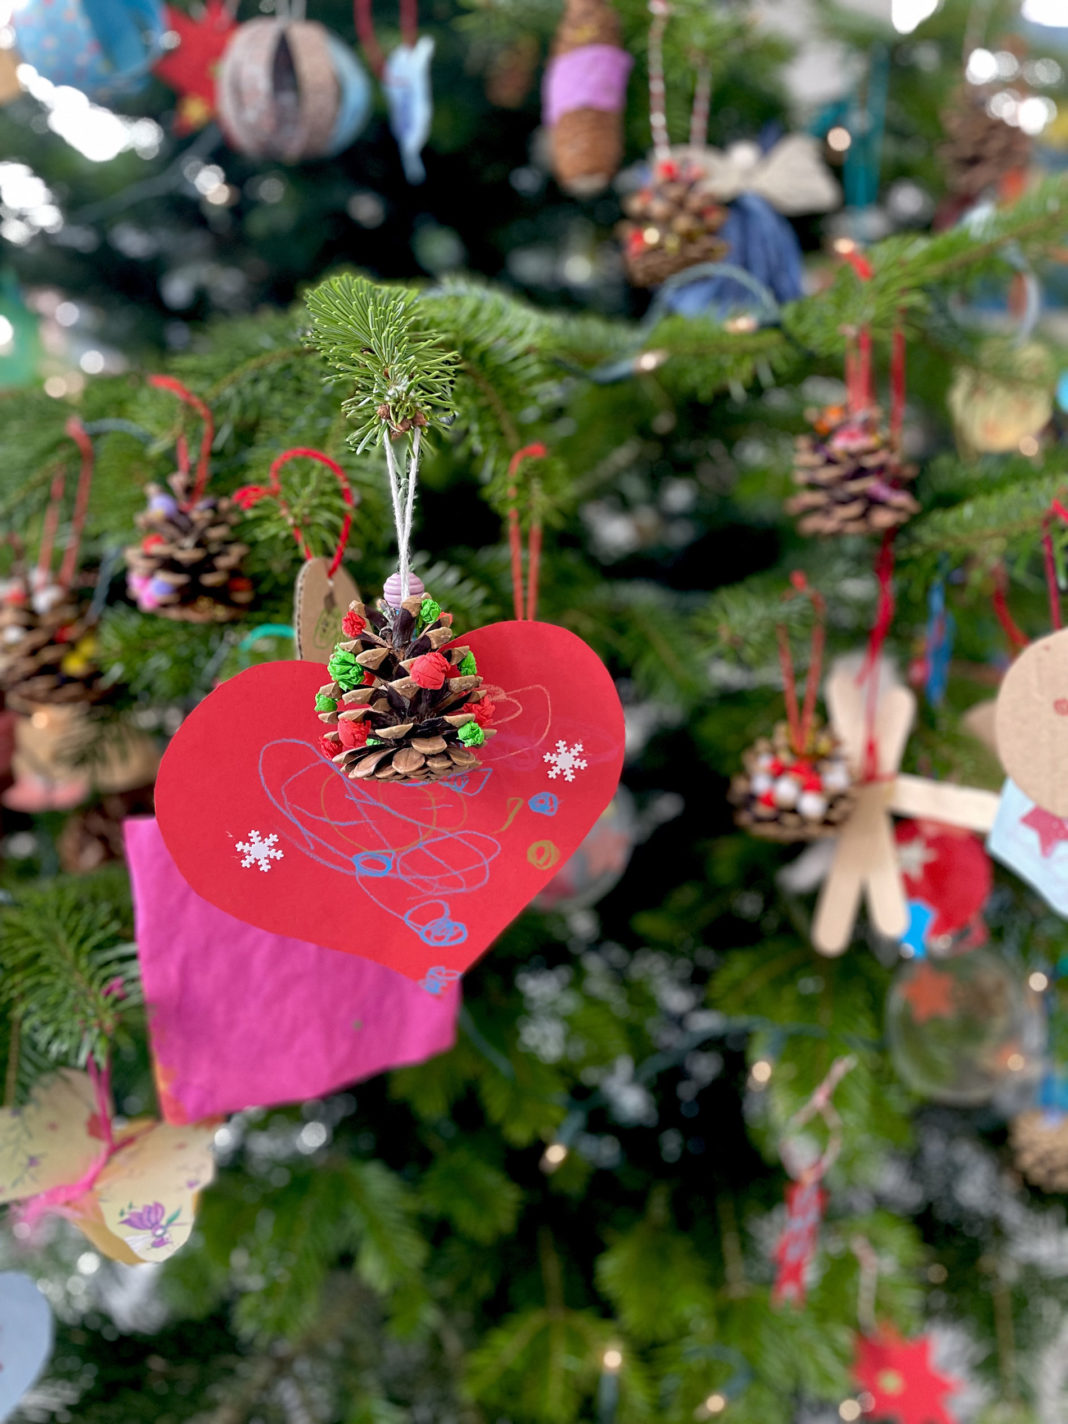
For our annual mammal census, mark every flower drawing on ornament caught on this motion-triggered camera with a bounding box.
[544,740,588,783]
[119,1201,180,1251]
[235,829,284,872]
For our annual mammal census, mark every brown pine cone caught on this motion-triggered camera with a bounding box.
[316,590,496,784]
[940,85,1031,201]
[618,155,729,286]
[0,575,102,713]
[1011,1109,1068,1193]
[730,720,854,843]
[786,406,919,538]
[125,471,253,623]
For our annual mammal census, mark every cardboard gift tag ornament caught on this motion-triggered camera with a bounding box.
[126,816,460,1123]
[0,1272,52,1420]
[988,776,1068,914]
[157,600,624,982]
[812,663,1000,955]
[0,1069,215,1265]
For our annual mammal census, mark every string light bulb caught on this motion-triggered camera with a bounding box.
[750,1059,772,1086]
[602,1346,623,1372]
[1029,971,1049,993]
[703,1393,727,1415]
[839,1401,862,1422]
[827,126,852,153]
[540,1142,568,1173]
[634,348,669,373]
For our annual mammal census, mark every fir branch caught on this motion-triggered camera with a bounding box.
[305,275,461,450]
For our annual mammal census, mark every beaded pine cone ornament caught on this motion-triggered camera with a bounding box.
[1010,1109,1068,1193]
[316,589,496,784]
[940,85,1031,202]
[125,473,253,623]
[730,720,853,842]
[787,406,919,537]
[618,155,729,287]
[0,572,101,712]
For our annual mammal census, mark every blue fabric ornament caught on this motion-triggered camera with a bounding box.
[15,0,166,98]
[660,193,803,319]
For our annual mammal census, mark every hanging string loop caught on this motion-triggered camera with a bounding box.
[776,571,826,757]
[235,448,355,579]
[148,374,214,512]
[507,443,548,622]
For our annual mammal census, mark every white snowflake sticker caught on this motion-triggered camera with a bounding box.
[544,740,588,783]
[235,830,284,872]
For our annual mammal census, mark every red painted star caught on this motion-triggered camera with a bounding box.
[900,961,956,1024]
[1021,805,1068,858]
[855,1331,959,1424]
[154,1,237,134]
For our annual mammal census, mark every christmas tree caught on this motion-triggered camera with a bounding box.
[0,0,1067,1420]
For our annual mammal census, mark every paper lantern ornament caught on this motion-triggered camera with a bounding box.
[126,816,460,1124]
[0,1272,52,1420]
[153,0,237,133]
[156,587,624,983]
[543,0,632,196]
[886,946,1044,1105]
[0,1069,215,1264]
[217,18,371,162]
[14,0,166,99]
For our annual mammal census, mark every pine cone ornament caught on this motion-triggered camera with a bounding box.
[940,85,1031,202]
[730,720,854,842]
[787,406,919,537]
[618,155,729,286]
[126,473,254,622]
[0,573,102,712]
[316,590,496,784]
[1011,1109,1068,1193]
[544,0,632,196]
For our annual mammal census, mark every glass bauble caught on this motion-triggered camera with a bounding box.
[886,947,1045,1106]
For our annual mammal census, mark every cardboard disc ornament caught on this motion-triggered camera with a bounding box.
[995,628,1068,817]
[217,17,371,162]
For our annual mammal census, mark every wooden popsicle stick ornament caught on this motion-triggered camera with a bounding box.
[812,665,1000,956]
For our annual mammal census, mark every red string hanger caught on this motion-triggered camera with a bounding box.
[235,448,355,579]
[354,0,417,78]
[776,572,827,759]
[36,416,95,596]
[149,374,214,511]
[506,443,547,622]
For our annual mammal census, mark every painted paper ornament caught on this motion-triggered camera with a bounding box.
[383,37,435,184]
[0,1272,52,1420]
[854,1330,960,1424]
[542,0,632,196]
[535,785,636,910]
[886,946,1044,1106]
[987,777,1068,915]
[217,18,371,162]
[14,0,166,99]
[895,821,991,945]
[0,1069,215,1265]
[155,606,624,982]
[153,0,237,133]
[994,628,1068,817]
[126,816,460,1124]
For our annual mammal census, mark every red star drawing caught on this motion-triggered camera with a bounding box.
[855,1331,959,1424]
[153,1,237,134]
[900,961,956,1024]
[1021,805,1068,858]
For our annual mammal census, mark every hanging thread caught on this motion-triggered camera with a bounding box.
[839,248,874,413]
[507,443,548,622]
[383,427,422,602]
[355,0,417,77]
[858,531,897,783]
[851,1235,880,1336]
[235,448,355,579]
[779,1054,856,1184]
[647,0,672,165]
[991,563,1030,653]
[37,418,95,590]
[1042,499,1068,631]
[689,64,711,150]
[889,322,906,451]
[775,572,826,757]
[149,374,214,511]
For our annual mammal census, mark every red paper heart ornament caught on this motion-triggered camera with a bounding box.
[156,621,623,981]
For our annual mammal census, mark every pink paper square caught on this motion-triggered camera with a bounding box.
[125,817,459,1124]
